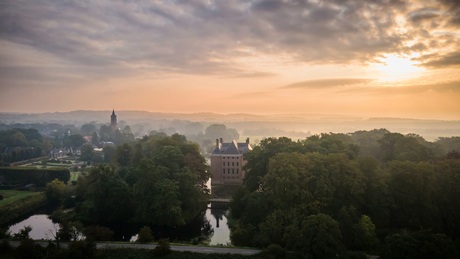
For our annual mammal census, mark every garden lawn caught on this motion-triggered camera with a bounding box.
[0,190,42,206]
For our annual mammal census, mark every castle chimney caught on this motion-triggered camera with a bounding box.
[220,138,223,143]
[246,138,250,144]
[216,139,219,148]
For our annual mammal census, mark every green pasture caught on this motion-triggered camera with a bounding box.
[0,190,42,206]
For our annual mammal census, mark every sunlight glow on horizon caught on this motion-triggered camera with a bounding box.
[371,54,426,83]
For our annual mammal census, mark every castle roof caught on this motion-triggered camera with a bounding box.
[212,139,252,155]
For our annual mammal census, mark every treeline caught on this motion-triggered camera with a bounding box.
[0,128,47,165]
[71,133,210,229]
[231,130,460,258]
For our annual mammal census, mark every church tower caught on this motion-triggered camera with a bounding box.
[111,110,117,130]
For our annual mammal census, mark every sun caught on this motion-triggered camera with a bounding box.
[371,54,425,82]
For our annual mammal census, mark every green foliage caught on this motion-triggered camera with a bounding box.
[0,167,70,186]
[67,240,96,259]
[79,143,94,163]
[285,214,345,258]
[16,239,46,259]
[64,134,86,149]
[75,165,133,224]
[232,131,460,256]
[0,128,45,165]
[381,229,457,259]
[137,226,154,243]
[45,178,67,204]
[74,133,209,228]
[12,225,32,240]
[154,239,171,256]
[0,193,47,225]
[56,221,84,242]
[83,225,114,241]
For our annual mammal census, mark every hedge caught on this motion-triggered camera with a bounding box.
[0,167,70,186]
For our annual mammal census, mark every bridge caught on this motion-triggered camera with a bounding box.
[208,198,231,209]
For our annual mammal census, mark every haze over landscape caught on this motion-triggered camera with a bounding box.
[1,0,460,120]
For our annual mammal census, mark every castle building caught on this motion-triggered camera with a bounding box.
[211,138,252,185]
[110,110,117,130]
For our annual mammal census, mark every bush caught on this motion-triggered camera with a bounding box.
[0,240,11,253]
[16,239,45,259]
[137,226,154,243]
[68,240,96,258]
[153,239,171,256]
[261,244,287,258]
[84,225,114,241]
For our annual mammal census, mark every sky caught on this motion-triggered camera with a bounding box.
[1,0,460,119]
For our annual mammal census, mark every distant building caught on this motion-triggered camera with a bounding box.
[211,138,252,185]
[111,110,118,130]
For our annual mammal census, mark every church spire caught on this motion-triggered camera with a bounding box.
[111,109,117,130]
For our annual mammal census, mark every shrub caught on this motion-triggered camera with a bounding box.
[137,226,154,243]
[154,239,171,256]
[84,225,114,241]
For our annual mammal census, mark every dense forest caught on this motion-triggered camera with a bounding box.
[230,129,460,258]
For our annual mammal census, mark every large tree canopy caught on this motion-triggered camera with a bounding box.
[231,133,460,257]
[74,133,209,227]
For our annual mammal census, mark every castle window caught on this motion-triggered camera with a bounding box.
[232,162,234,166]
[237,169,239,174]
[232,169,235,174]
[237,162,239,166]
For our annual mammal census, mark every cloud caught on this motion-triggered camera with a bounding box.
[420,52,460,68]
[409,8,441,23]
[282,78,373,89]
[0,0,459,87]
[337,80,460,95]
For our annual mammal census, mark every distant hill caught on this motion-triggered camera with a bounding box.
[1,110,459,141]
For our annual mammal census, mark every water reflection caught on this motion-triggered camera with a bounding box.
[8,214,59,240]
[206,208,231,245]
[8,209,230,245]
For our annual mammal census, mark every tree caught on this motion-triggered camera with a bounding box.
[285,214,345,258]
[353,215,378,250]
[133,167,183,226]
[103,144,116,163]
[80,143,94,164]
[91,132,99,146]
[83,225,114,241]
[45,179,67,205]
[76,165,133,224]
[137,226,154,243]
[115,143,133,167]
[13,226,32,240]
[65,134,86,149]
[81,124,96,136]
[387,161,439,230]
[381,229,457,259]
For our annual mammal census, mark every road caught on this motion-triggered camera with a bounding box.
[7,240,261,256]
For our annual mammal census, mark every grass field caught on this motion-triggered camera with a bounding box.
[0,190,42,206]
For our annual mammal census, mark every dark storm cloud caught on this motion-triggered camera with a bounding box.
[0,0,458,86]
